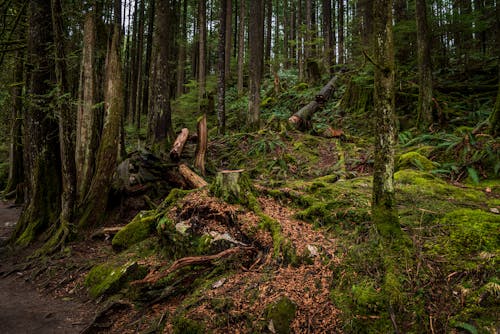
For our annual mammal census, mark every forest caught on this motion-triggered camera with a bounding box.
[0,0,499,333]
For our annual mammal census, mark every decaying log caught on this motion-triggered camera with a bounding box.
[132,246,255,285]
[169,128,189,161]
[289,76,338,130]
[91,226,124,239]
[179,163,208,188]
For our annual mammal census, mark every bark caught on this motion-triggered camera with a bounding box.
[134,0,145,125]
[169,128,189,161]
[141,0,154,128]
[322,0,333,74]
[265,0,272,68]
[218,0,227,135]
[416,0,433,129]
[283,0,289,68]
[13,0,62,246]
[372,0,400,237]
[5,43,24,196]
[305,0,312,60]
[147,0,175,146]
[236,0,245,95]
[51,0,76,243]
[179,163,208,188]
[298,0,304,80]
[176,0,187,97]
[76,9,98,203]
[211,170,252,204]
[247,0,264,130]
[127,0,139,124]
[338,0,344,64]
[198,0,207,101]
[79,13,124,228]
[224,0,232,81]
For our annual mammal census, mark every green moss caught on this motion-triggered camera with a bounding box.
[85,261,145,298]
[351,279,382,312]
[397,151,438,171]
[157,188,192,211]
[430,209,499,257]
[265,296,297,334]
[112,210,156,251]
[172,316,205,334]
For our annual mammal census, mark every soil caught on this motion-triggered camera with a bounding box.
[0,201,93,334]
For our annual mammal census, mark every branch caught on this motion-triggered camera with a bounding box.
[362,50,385,72]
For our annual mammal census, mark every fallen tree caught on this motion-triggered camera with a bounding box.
[288,76,338,130]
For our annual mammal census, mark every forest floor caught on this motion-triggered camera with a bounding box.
[0,201,93,334]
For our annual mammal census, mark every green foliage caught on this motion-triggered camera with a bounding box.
[172,316,205,334]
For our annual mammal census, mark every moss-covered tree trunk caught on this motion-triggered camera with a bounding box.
[13,0,62,246]
[372,0,400,238]
[79,4,123,228]
[416,0,433,129]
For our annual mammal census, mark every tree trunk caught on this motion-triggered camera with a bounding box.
[141,0,154,129]
[198,0,207,101]
[265,0,272,70]
[416,0,433,129]
[147,0,175,146]
[51,0,76,250]
[176,0,187,97]
[218,0,227,135]
[76,9,98,204]
[372,0,400,237]
[338,0,344,64]
[79,6,124,228]
[134,0,145,124]
[225,0,232,81]
[194,114,207,176]
[179,163,208,188]
[13,0,62,246]
[322,0,333,74]
[247,0,264,130]
[237,0,245,95]
[5,41,24,197]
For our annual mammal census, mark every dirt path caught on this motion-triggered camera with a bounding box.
[0,201,92,334]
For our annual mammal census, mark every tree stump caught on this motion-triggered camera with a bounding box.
[210,170,254,206]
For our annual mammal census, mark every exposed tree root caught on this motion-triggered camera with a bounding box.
[132,246,256,286]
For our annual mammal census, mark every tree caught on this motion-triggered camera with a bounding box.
[372,0,399,237]
[236,0,245,95]
[79,0,124,227]
[322,0,334,74]
[247,0,264,130]
[195,0,208,174]
[147,0,176,146]
[217,0,227,135]
[416,0,433,129]
[338,0,344,64]
[13,0,62,246]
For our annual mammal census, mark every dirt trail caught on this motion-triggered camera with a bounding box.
[0,201,91,334]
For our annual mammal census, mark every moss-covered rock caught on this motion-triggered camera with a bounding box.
[85,261,145,298]
[265,296,297,334]
[112,210,156,251]
[397,151,438,171]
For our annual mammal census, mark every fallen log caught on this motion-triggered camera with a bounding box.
[169,128,189,161]
[132,246,255,285]
[289,76,338,130]
[179,163,208,188]
[91,226,124,240]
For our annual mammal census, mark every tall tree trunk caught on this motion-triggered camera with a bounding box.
[176,0,187,97]
[76,8,99,204]
[13,0,62,246]
[372,0,399,237]
[237,0,245,95]
[298,0,304,80]
[322,0,333,74]
[79,1,124,228]
[338,0,344,64]
[50,0,76,250]
[416,0,433,129]
[195,0,208,174]
[489,4,500,137]
[147,0,175,146]
[225,0,232,81]
[141,0,154,129]
[134,0,145,126]
[283,0,290,69]
[218,0,227,135]
[5,36,25,197]
[247,0,264,130]
[265,0,272,70]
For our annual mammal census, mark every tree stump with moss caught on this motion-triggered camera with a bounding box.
[210,170,254,206]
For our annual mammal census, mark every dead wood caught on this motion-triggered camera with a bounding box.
[91,226,124,240]
[169,128,189,161]
[289,76,338,130]
[132,246,255,286]
[178,163,208,188]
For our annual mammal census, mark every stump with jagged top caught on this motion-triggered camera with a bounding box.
[210,170,255,206]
